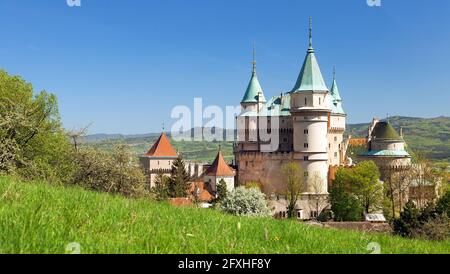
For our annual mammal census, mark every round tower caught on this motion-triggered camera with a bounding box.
[290,18,331,194]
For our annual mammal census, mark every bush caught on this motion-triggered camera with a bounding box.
[220,186,271,217]
[414,214,450,241]
[317,209,333,222]
[71,145,147,197]
[436,191,450,217]
[393,201,421,238]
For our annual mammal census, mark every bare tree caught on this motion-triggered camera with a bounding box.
[308,172,329,220]
[391,168,413,215]
[282,162,305,219]
[410,155,440,209]
[66,124,92,151]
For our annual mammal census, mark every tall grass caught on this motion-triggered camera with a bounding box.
[0,176,448,254]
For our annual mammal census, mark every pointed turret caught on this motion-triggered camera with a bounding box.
[330,68,342,102]
[241,46,266,104]
[329,67,345,114]
[291,17,328,93]
[144,132,177,157]
[205,147,235,177]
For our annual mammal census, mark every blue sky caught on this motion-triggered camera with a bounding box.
[1,0,449,134]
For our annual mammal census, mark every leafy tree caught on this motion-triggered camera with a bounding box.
[348,161,384,213]
[281,162,305,219]
[0,69,74,183]
[220,186,271,217]
[393,201,421,237]
[214,178,228,204]
[168,155,191,198]
[436,191,450,217]
[330,168,364,221]
[151,173,170,201]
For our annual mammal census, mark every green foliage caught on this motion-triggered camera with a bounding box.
[168,156,191,198]
[436,191,450,217]
[214,179,228,204]
[1,176,449,254]
[394,200,450,241]
[329,162,383,221]
[330,169,364,221]
[151,173,170,201]
[393,201,422,238]
[414,214,450,241]
[348,161,383,213]
[71,145,147,197]
[0,69,74,183]
[221,186,271,217]
[281,162,305,219]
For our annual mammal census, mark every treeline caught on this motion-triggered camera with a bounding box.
[0,70,147,197]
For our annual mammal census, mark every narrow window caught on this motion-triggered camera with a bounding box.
[319,98,321,105]
[304,98,307,105]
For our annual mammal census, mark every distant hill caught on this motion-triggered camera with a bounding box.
[84,116,450,163]
[347,116,450,162]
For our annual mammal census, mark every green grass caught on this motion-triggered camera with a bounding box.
[0,176,449,254]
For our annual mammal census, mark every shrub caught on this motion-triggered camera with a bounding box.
[436,191,450,217]
[71,145,147,197]
[151,173,170,201]
[220,186,271,217]
[213,179,228,205]
[414,214,450,241]
[393,201,421,238]
[317,209,333,222]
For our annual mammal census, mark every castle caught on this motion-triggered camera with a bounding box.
[234,19,347,218]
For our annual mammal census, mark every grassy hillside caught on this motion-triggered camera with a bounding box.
[1,176,448,254]
[348,116,450,162]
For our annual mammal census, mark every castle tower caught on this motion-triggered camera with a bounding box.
[236,46,266,152]
[240,46,266,113]
[328,68,347,166]
[359,120,411,180]
[203,147,236,193]
[290,18,331,194]
[139,132,178,188]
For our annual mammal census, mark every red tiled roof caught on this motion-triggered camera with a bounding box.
[204,150,235,177]
[348,138,368,147]
[144,133,177,157]
[190,181,214,202]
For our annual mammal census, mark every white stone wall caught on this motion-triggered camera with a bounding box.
[204,175,235,193]
[371,140,405,151]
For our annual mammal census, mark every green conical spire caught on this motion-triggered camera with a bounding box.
[241,45,266,103]
[330,67,342,101]
[291,17,328,93]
